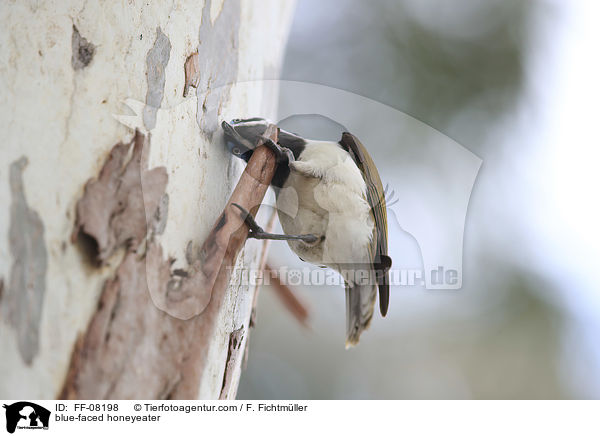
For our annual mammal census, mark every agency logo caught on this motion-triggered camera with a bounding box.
[2,402,50,434]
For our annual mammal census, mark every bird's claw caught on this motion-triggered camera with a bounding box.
[231,203,264,234]
[262,138,295,164]
[232,203,319,244]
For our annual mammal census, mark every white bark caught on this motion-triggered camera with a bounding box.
[0,0,295,399]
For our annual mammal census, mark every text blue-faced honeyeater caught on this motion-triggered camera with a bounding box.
[222,118,391,346]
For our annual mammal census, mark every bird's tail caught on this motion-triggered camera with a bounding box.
[343,266,377,347]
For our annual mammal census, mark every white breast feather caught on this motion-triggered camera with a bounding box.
[276,140,374,267]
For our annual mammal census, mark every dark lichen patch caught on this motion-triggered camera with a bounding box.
[2,157,48,365]
[71,25,96,70]
[143,27,172,131]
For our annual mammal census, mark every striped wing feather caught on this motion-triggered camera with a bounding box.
[339,132,391,316]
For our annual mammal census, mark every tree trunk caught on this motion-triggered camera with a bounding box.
[0,0,295,399]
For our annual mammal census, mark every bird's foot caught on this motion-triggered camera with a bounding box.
[232,203,319,243]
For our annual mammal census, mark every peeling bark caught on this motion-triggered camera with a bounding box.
[64,131,204,398]
[65,132,182,398]
[60,246,186,399]
[63,127,278,399]
[71,131,168,264]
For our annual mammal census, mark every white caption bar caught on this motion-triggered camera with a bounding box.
[1,400,597,436]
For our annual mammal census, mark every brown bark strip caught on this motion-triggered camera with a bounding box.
[62,131,188,399]
[169,124,279,398]
[59,246,184,399]
[267,264,310,328]
[71,131,167,264]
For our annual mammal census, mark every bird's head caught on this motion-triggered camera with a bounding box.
[221,117,272,162]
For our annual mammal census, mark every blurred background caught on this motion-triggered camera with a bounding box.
[238,0,600,399]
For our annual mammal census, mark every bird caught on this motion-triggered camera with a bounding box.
[222,118,391,346]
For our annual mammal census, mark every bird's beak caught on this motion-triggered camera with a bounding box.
[221,120,240,141]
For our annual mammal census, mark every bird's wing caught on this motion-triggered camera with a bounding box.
[339,132,392,316]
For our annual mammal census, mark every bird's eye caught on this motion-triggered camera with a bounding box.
[232,147,241,155]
